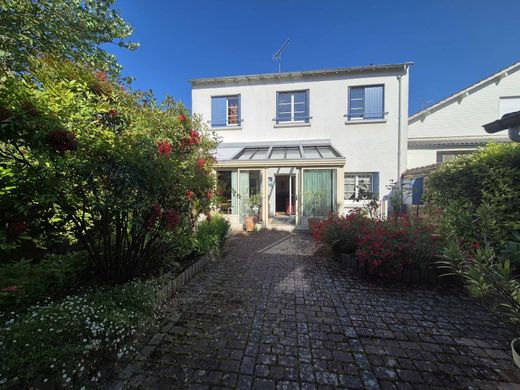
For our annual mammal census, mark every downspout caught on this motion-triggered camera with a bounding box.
[397,73,402,182]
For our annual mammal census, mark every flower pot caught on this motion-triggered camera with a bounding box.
[512,339,520,368]
[244,216,256,232]
[307,217,321,233]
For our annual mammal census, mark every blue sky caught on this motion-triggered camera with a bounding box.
[109,0,520,115]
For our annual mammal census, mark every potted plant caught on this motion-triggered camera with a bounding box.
[305,191,323,233]
[244,193,262,232]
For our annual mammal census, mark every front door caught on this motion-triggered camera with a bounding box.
[270,172,298,226]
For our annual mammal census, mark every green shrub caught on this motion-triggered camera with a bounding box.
[0,251,91,311]
[194,214,230,255]
[0,59,218,281]
[427,143,520,247]
[0,278,164,389]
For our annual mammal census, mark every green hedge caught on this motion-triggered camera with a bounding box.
[427,143,520,246]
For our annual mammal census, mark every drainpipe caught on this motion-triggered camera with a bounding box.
[397,73,402,182]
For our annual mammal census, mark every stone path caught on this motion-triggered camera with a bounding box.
[115,231,520,389]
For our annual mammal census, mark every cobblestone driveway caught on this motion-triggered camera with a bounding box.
[116,231,520,389]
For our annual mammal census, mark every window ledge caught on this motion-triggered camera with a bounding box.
[345,119,387,125]
[211,126,243,131]
[273,122,312,128]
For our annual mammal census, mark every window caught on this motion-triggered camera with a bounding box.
[436,150,473,163]
[348,85,384,120]
[499,96,520,118]
[344,173,378,200]
[276,90,309,123]
[211,95,240,127]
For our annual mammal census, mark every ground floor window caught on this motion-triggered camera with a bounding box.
[344,172,378,200]
[217,170,237,214]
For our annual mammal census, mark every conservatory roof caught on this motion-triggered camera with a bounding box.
[215,141,346,168]
[232,144,343,161]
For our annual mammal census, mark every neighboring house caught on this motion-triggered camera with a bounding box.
[408,60,520,169]
[191,63,411,230]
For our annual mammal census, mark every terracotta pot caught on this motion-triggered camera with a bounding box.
[307,217,321,233]
[512,339,520,368]
[244,216,256,232]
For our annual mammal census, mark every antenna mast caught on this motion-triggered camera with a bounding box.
[272,39,290,73]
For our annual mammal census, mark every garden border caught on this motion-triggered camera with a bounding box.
[338,253,441,284]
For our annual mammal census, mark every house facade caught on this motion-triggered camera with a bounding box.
[407,61,520,169]
[191,63,411,229]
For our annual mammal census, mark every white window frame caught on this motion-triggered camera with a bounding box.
[225,96,239,126]
[277,91,308,123]
[344,173,374,201]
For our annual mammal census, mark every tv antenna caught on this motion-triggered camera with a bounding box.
[272,38,290,73]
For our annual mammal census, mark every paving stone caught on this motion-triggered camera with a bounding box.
[107,231,520,389]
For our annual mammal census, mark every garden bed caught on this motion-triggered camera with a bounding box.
[338,253,442,284]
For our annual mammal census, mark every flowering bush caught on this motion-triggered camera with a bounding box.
[0,278,165,388]
[356,217,440,277]
[0,58,218,282]
[313,212,369,255]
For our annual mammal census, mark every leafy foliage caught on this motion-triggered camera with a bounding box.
[313,211,369,255]
[194,214,231,256]
[0,278,165,388]
[0,0,137,73]
[427,143,520,247]
[0,58,218,282]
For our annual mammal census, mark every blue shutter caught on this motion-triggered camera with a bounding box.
[276,92,280,124]
[211,96,226,127]
[364,86,384,119]
[412,177,424,205]
[237,95,241,124]
[305,90,309,123]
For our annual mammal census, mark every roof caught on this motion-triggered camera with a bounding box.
[409,60,520,123]
[402,163,441,178]
[191,62,413,85]
[232,144,343,161]
[483,110,520,133]
[408,135,510,148]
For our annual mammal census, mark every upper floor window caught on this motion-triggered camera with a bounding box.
[344,172,378,201]
[499,96,520,118]
[212,95,240,127]
[347,85,384,121]
[276,90,309,124]
[436,150,473,163]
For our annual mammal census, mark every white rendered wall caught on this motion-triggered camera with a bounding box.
[407,64,520,169]
[192,69,409,210]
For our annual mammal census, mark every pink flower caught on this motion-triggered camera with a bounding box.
[207,191,212,200]
[2,285,17,293]
[178,114,187,122]
[186,190,194,200]
[147,204,162,227]
[197,158,205,168]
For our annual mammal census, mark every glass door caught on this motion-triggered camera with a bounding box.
[238,170,262,224]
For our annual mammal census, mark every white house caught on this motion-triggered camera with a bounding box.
[407,61,520,169]
[191,63,411,229]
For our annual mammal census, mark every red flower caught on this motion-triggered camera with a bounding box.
[96,71,108,82]
[197,158,205,168]
[186,190,194,200]
[48,130,77,153]
[165,209,181,230]
[147,203,162,227]
[207,191,212,200]
[178,114,187,122]
[107,109,118,118]
[189,130,200,145]
[1,285,17,293]
[157,140,172,157]
[471,241,481,250]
